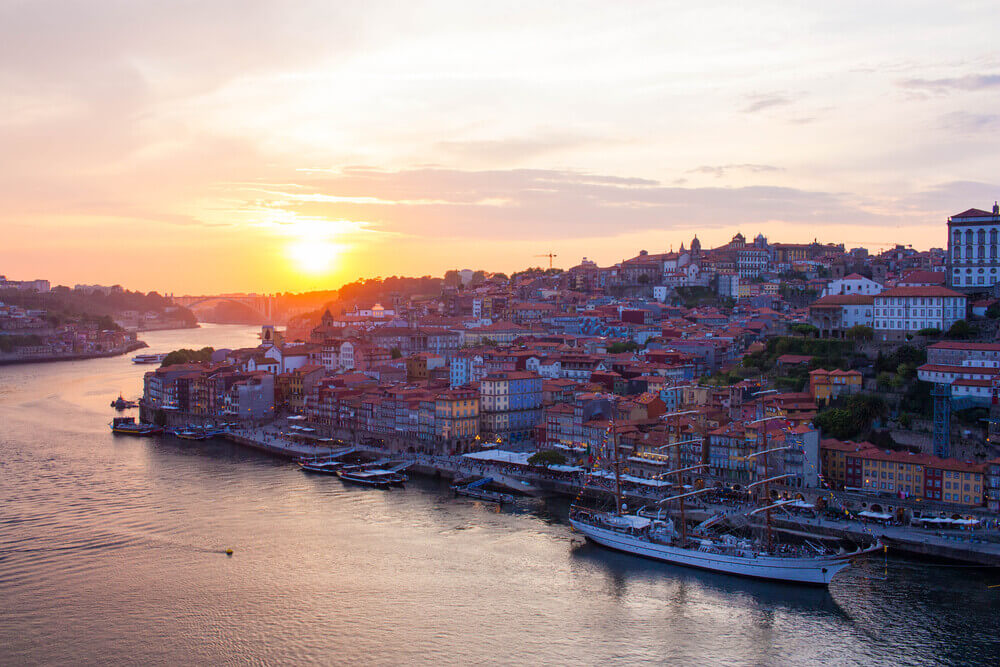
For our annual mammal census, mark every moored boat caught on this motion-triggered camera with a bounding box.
[299,460,345,474]
[110,394,139,410]
[110,416,163,436]
[337,469,394,488]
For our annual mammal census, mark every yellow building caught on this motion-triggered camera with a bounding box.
[435,388,480,452]
[809,369,862,404]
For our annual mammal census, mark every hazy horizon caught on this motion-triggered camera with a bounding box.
[3,1,998,294]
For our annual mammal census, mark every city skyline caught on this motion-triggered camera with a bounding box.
[3,1,999,294]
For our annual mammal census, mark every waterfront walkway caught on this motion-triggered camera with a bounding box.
[216,425,1000,565]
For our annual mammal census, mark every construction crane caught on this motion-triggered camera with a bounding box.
[535,252,558,269]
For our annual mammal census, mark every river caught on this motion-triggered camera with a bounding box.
[1,324,998,665]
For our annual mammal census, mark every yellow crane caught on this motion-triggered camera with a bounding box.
[535,252,558,269]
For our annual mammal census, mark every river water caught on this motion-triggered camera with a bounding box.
[1,324,998,665]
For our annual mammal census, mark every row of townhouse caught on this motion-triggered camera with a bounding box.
[143,363,275,420]
[820,440,986,506]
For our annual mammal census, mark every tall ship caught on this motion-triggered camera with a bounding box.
[569,415,881,586]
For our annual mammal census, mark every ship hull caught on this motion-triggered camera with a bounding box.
[570,519,858,586]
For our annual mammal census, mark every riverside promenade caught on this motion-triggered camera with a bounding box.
[216,424,1000,566]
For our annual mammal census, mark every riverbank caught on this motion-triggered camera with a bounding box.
[0,340,147,366]
[198,425,1000,566]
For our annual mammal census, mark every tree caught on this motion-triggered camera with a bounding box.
[160,347,214,367]
[917,327,942,337]
[987,303,1000,320]
[791,323,819,336]
[607,341,641,353]
[527,450,567,468]
[845,325,874,341]
[390,347,402,359]
[946,320,974,340]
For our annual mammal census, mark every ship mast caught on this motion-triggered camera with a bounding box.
[610,420,623,516]
[746,415,791,554]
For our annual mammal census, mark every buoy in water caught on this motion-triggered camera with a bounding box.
[225,548,233,556]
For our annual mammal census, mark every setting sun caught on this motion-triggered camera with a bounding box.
[287,239,340,274]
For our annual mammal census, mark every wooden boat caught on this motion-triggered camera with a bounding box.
[109,417,163,436]
[299,460,345,475]
[337,469,394,488]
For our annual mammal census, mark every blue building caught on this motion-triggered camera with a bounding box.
[479,371,543,448]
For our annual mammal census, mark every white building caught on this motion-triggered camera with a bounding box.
[873,286,967,341]
[808,295,874,338]
[737,248,769,279]
[948,203,1000,290]
[822,273,883,297]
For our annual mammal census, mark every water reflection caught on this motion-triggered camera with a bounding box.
[569,540,848,619]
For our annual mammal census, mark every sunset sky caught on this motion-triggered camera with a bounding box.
[2,1,999,295]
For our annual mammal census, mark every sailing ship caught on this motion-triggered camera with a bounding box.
[569,415,881,586]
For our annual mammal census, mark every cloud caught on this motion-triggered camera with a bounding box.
[235,167,892,241]
[899,74,1000,93]
[435,133,601,162]
[688,164,784,178]
[939,111,1000,133]
[741,94,792,113]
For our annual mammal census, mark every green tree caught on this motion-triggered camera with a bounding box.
[917,327,942,337]
[160,346,214,366]
[845,325,874,341]
[527,450,567,468]
[946,320,975,340]
[390,347,402,359]
[607,341,642,353]
[791,323,819,337]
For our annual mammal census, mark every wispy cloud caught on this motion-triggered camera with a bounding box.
[688,164,783,178]
[741,94,792,114]
[899,74,1000,93]
[236,167,891,241]
[939,111,1000,133]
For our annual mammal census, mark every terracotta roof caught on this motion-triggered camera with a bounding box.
[898,270,946,285]
[809,294,874,306]
[929,341,1000,351]
[951,208,995,219]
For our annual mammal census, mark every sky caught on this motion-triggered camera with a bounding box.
[2,0,999,295]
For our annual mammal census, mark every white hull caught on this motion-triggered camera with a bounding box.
[570,518,865,586]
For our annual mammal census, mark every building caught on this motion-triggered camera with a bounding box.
[821,274,883,297]
[926,341,1000,367]
[987,458,1000,512]
[434,388,480,453]
[808,369,863,404]
[947,203,1000,291]
[820,440,985,506]
[479,371,543,447]
[807,295,874,338]
[225,373,275,421]
[873,286,966,341]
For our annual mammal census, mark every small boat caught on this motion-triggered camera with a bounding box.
[173,430,210,441]
[110,394,138,410]
[451,477,515,504]
[132,353,168,364]
[299,460,345,474]
[337,469,394,488]
[110,417,163,436]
